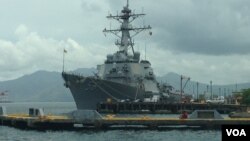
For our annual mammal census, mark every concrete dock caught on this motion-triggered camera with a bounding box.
[1,107,250,131]
[1,113,250,130]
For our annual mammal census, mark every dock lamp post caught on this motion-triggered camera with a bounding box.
[180,75,190,102]
[196,82,199,101]
[210,81,213,99]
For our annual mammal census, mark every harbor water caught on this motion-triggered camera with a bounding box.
[0,102,221,141]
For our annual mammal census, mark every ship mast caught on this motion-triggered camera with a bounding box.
[103,0,151,56]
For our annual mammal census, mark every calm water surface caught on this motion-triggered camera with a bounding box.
[0,102,221,141]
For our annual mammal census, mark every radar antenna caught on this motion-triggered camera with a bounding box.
[103,0,151,56]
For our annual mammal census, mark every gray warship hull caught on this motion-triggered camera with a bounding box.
[62,72,144,110]
[62,1,181,110]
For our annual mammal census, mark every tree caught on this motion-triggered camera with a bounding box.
[241,88,250,105]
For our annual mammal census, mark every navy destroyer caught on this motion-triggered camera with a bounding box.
[62,0,180,110]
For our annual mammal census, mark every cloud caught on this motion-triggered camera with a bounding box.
[1,0,250,56]
[0,0,250,85]
[145,44,250,84]
[14,24,29,38]
[0,24,113,81]
[81,0,104,12]
[106,0,250,55]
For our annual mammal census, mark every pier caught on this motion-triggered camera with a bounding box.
[97,102,248,114]
[1,113,250,130]
[1,107,250,131]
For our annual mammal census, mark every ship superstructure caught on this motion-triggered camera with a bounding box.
[62,0,178,110]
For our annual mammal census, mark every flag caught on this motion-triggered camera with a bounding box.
[64,49,67,53]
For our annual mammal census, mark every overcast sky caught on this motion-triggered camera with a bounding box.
[0,0,250,85]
